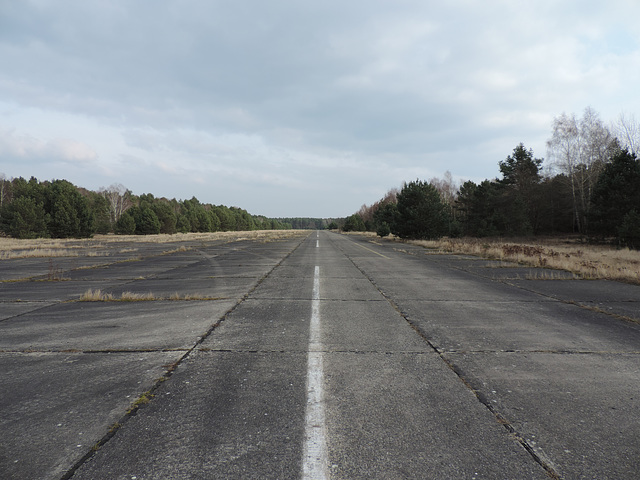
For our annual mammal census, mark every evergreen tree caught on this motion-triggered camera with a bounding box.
[44,180,94,238]
[0,196,48,238]
[152,201,177,234]
[590,149,640,241]
[114,210,136,234]
[498,143,543,234]
[394,180,449,239]
[342,213,366,232]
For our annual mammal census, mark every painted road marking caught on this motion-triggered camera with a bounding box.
[354,242,389,258]
[302,266,328,479]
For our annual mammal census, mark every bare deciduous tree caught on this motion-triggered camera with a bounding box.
[429,171,458,206]
[0,173,8,209]
[614,112,640,156]
[547,107,614,234]
[99,183,133,225]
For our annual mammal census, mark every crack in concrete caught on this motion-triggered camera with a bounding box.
[0,348,191,354]
[439,349,640,355]
[197,348,431,355]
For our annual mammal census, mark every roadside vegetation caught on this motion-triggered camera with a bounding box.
[344,108,640,252]
[0,178,294,239]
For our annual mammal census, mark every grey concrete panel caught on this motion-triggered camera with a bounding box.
[324,352,547,479]
[321,277,387,301]
[72,351,307,480]
[0,257,59,280]
[105,277,257,299]
[447,351,640,479]
[319,300,430,353]
[0,300,236,351]
[400,298,640,353]
[200,299,311,352]
[270,261,362,280]
[250,274,315,300]
[510,278,640,302]
[0,302,54,321]
[0,280,123,302]
[0,351,183,480]
[371,272,540,302]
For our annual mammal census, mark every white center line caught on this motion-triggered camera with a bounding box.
[302,265,328,479]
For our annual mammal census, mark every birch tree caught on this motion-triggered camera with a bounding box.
[99,183,133,226]
[614,112,640,156]
[546,107,614,234]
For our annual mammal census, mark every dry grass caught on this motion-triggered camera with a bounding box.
[77,288,223,302]
[92,229,307,244]
[0,248,80,259]
[79,288,114,301]
[399,237,640,284]
[0,230,307,259]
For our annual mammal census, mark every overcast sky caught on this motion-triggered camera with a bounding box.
[1,1,639,218]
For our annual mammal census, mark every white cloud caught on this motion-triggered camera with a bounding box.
[0,127,97,164]
[1,0,639,216]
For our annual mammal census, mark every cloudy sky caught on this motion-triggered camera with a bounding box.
[1,1,639,217]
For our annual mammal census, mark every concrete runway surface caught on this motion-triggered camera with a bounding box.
[1,231,639,479]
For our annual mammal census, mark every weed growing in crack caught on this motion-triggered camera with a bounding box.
[47,259,70,281]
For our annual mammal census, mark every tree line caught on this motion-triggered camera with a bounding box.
[344,108,640,249]
[0,177,293,239]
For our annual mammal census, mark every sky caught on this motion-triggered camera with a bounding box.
[1,1,639,218]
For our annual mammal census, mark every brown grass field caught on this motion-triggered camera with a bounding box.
[372,234,640,285]
[0,230,309,260]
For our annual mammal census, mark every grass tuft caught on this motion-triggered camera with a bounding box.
[78,289,114,301]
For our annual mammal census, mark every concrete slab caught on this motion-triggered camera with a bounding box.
[250,275,315,300]
[510,278,640,302]
[200,299,310,352]
[0,350,183,480]
[371,271,541,302]
[590,301,640,320]
[0,258,59,280]
[72,351,308,480]
[0,257,112,281]
[0,280,122,302]
[401,298,640,353]
[154,263,270,280]
[321,277,387,301]
[324,351,547,479]
[447,351,640,479]
[106,277,257,299]
[0,302,55,321]
[270,262,363,280]
[0,299,237,351]
[319,300,431,353]
[509,279,640,321]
